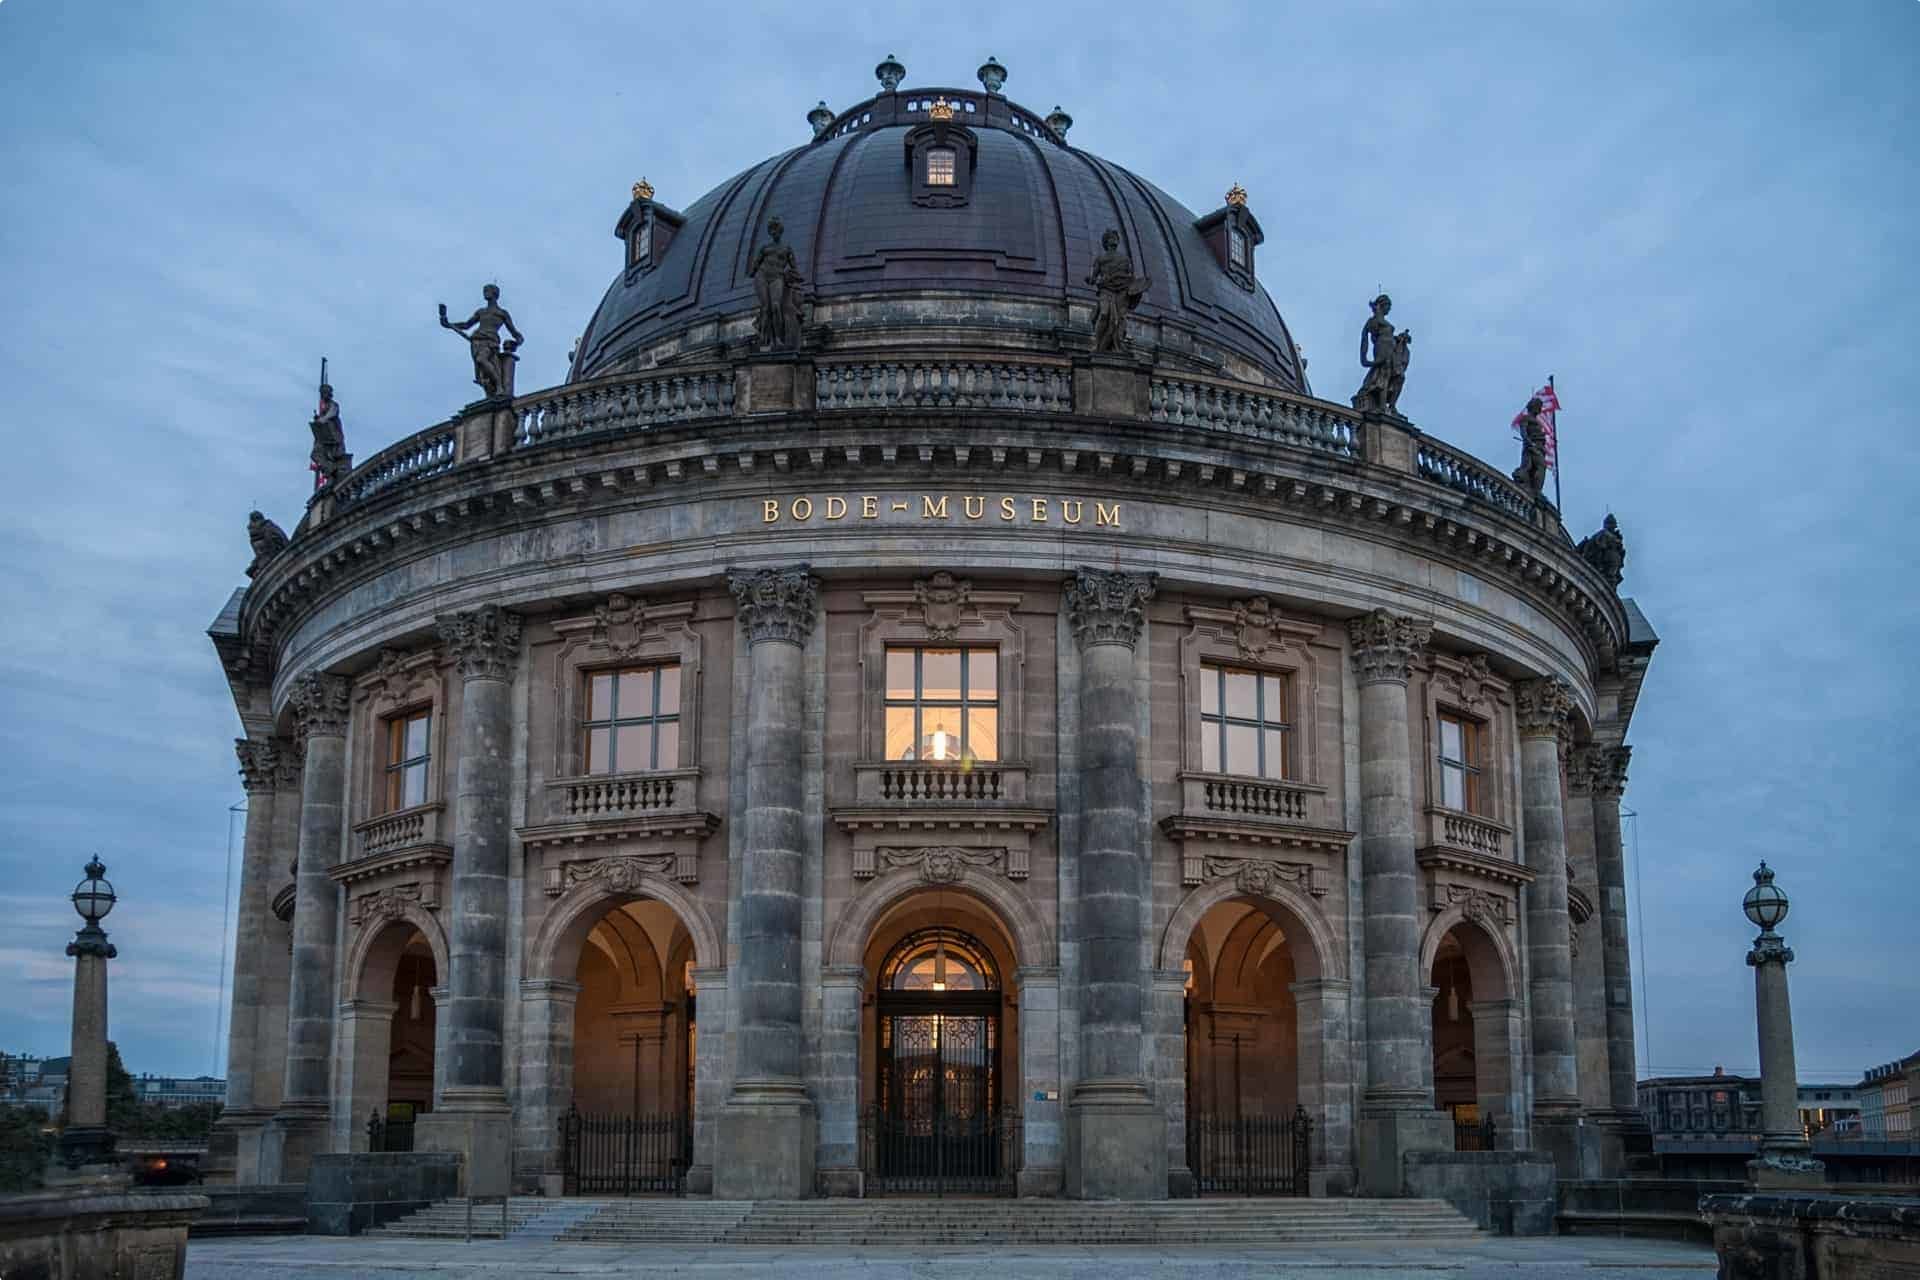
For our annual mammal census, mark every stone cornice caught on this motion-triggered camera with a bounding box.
[437,604,522,681]
[1514,675,1577,742]
[288,672,351,742]
[1348,609,1430,686]
[518,809,722,853]
[1063,567,1156,649]
[327,843,453,887]
[1158,813,1355,857]
[727,566,819,646]
[1415,845,1537,889]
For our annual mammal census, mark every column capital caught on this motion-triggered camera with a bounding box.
[1346,608,1429,685]
[1566,744,1601,797]
[1747,932,1794,967]
[518,978,582,1002]
[1514,675,1576,742]
[1062,566,1156,649]
[727,565,820,646]
[235,737,280,793]
[288,672,351,742]
[1592,745,1632,798]
[271,735,304,790]
[436,604,523,681]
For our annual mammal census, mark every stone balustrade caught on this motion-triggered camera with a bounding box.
[514,369,735,447]
[1430,808,1510,859]
[1415,437,1537,522]
[875,762,1006,803]
[350,803,444,859]
[334,426,458,508]
[814,359,1072,414]
[1149,376,1360,460]
[1195,773,1314,822]
[549,769,699,820]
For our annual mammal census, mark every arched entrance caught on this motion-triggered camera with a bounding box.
[858,886,1023,1195]
[341,909,447,1153]
[1423,914,1521,1149]
[520,873,721,1196]
[1159,875,1345,1196]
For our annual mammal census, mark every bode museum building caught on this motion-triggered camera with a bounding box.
[209,57,1656,1203]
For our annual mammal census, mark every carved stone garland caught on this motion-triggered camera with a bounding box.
[861,845,1012,885]
[1444,882,1512,928]
[728,566,820,645]
[545,851,697,896]
[437,604,522,681]
[350,881,438,927]
[1347,608,1430,685]
[1196,854,1326,897]
[1063,567,1156,649]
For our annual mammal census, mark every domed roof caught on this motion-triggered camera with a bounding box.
[571,84,1308,393]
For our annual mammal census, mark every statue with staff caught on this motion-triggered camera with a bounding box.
[438,284,523,399]
[308,357,352,490]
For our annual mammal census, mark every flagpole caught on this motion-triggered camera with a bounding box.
[1550,374,1562,512]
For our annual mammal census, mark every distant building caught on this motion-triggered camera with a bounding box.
[1638,1068,1763,1139]
[132,1075,226,1109]
[1861,1051,1920,1139]
[1798,1083,1861,1137]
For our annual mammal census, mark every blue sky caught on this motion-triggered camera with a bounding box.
[0,2,1913,1084]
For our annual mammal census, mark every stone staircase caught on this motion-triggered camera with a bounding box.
[370,1196,1481,1245]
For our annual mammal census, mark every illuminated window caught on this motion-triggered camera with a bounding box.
[882,927,1000,992]
[1438,713,1484,813]
[582,664,681,774]
[1198,663,1290,778]
[925,147,957,186]
[883,647,997,763]
[383,710,431,812]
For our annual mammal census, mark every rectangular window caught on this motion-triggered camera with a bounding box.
[582,664,681,774]
[384,710,431,812]
[1437,713,1484,813]
[1198,663,1290,779]
[883,646,997,762]
[1229,227,1248,267]
[926,147,957,186]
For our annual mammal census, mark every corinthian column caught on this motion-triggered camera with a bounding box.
[207,737,283,1183]
[264,672,350,1183]
[1515,676,1583,1174]
[416,605,521,1198]
[715,566,819,1200]
[1349,609,1451,1196]
[1589,744,1653,1171]
[1061,567,1165,1200]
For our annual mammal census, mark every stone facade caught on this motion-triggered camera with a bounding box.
[207,72,1657,1201]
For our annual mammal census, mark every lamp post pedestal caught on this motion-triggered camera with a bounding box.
[49,897,126,1188]
[1742,863,1824,1192]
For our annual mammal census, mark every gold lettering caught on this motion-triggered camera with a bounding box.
[763,500,780,524]
[825,496,847,520]
[1031,498,1049,522]
[892,501,910,512]
[1062,500,1084,525]
[963,496,985,519]
[791,497,813,521]
[862,496,879,519]
[923,495,949,519]
[1096,502,1122,527]
[1000,497,1017,521]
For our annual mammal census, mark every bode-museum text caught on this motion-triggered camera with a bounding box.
[760,494,1123,528]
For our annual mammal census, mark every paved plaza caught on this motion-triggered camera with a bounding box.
[187,1234,1718,1278]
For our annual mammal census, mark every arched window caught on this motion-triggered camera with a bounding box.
[881,927,1000,992]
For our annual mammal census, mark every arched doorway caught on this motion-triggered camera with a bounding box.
[341,911,447,1154]
[1424,916,1520,1149]
[859,887,1023,1195]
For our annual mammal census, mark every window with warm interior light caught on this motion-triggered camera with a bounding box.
[883,646,997,763]
[925,147,957,186]
[384,710,431,812]
[583,664,681,774]
[1437,712,1483,813]
[1198,663,1290,778]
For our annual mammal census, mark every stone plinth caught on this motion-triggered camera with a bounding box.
[1357,1108,1454,1198]
[0,1188,206,1279]
[713,1081,816,1201]
[1062,1079,1166,1201]
[1404,1150,1557,1236]
[306,1152,461,1236]
[1700,1191,1920,1280]
[413,1094,514,1199]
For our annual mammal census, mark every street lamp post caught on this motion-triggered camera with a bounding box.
[56,855,122,1178]
[1742,861,1824,1189]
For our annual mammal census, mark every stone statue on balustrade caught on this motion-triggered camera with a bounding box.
[1577,513,1626,587]
[747,216,808,351]
[1352,293,1412,418]
[1510,396,1552,500]
[246,510,289,578]
[1087,228,1150,355]
[438,283,524,400]
[308,375,352,491]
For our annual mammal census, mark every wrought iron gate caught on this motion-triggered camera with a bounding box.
[559,1105,690,1196]
[1188,1106,1311,1196]
[866,1007,1018,1194]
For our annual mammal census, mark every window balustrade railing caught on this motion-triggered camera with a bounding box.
[815,360,1072,414]
[877,763,1006,803]
[351,803,442,859]
[514,369,735,448]
[1415,437,1538,521]
[1150,377,1360,459]
[550,769,697,821]
[1435,809,1508,858]
[1198,775,1313,822]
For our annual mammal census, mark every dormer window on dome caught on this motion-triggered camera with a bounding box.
[904,111,978,208]
[614,179,684,277]
[1195,185,1263,293]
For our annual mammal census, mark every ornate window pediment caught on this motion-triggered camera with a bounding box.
[1419,652,1516,862]
[351,646,449,857]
